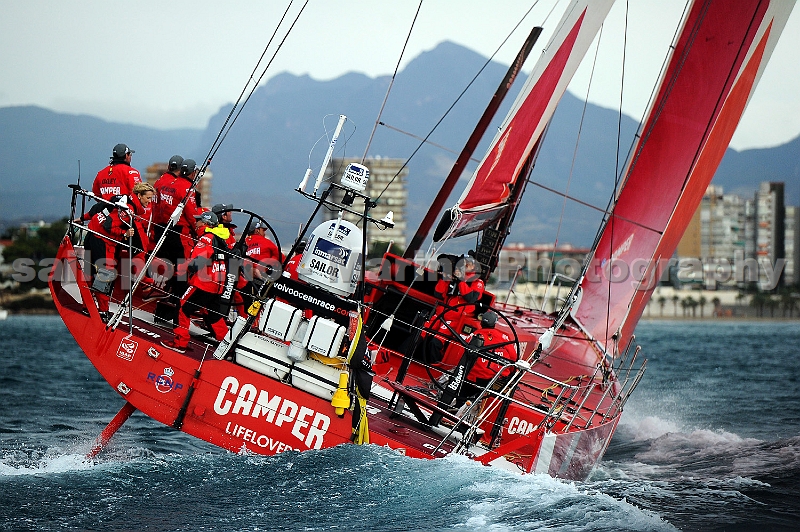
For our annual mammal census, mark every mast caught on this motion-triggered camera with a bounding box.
[404,25,543,259]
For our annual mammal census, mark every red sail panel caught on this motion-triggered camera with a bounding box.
[438,0,615,240]
[572,0,793,352]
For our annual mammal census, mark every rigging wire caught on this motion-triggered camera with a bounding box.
[547,23,605,274]
[361,0,424,163]
[373,1,546,202]
[200,0,310,173]
[377,121,481,164]
[603,0,629,351]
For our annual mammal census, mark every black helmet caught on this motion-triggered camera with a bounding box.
[180,159,197,176]
[168,155,184,171]
[295,240,307,253]
[480,310,497,329]
[112,143,134,159]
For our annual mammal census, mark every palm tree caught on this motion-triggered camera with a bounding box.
[658,296,667,317]
[684,296,697,317]
[698,295,707,318]
[750,293,766,317]
[765,296,779,318]
[711,297,721,317]
[780,290,796,318]
[672,295,680,317]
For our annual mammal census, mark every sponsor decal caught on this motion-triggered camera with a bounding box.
[312,238,351,266]
[326,222,351,239]
[224,422,298,453]
[147,367,184,394]
[611,233,634,261]
[147,346,161,359]
[116,337,138,361]
[100,186,121,196]
[507,416,539,436]
[118,319,162,339]
[213,375,331,449]
[271,281,352,318]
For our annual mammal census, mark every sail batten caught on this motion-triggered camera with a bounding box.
[572,0,795,352]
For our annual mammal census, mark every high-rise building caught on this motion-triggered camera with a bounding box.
[699,185,747,261]
[144,163,214,209]
[785,205,799,286]
[754,181,785,288]
[323,157,408,253]
[676,182,793,290]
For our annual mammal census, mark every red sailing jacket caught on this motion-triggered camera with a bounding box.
[183,226,231,294]
[92,163,142,201]
[245,233,280,263]
[464,327,518,381]
[153,174,199,229]
[151,172,175,225]
[434,275,485,316]
[284,253,301,279]
[85,195,152,255]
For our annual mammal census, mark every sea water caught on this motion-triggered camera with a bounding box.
[0,316,798,531]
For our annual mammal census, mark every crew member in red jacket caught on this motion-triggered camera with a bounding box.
[151,158,201,324]
[463,310,518,384]
[283,240,306,280]
[149,155,182,240]
[212,203,238,248]
[448,310,519,409]
[434,255,485,319]
[92,143,142,201]
[420,255,485,364]
[82,183,155,321]
[161,210,232,353]
[236,221,281,314]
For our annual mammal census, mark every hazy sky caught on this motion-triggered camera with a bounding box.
[1,0,798,150]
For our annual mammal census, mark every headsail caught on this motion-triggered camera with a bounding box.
[433,0,616,242]
[572,0,795,353]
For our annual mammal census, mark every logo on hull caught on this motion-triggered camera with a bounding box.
[117,337,138,361]
[147,367,184,394]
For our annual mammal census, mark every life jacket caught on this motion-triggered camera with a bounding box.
[186,225,232,295]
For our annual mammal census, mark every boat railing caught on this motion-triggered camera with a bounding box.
[441,341,647,455]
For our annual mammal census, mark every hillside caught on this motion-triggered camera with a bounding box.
[1,41,797,246]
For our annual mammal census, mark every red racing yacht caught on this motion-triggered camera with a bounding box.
[49,0,794,480]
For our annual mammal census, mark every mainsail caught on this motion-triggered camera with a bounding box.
[572,0,795,353]
[433,0,615,241]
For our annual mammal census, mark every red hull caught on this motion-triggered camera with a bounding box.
[50,239,623,479]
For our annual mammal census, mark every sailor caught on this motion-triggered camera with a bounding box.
[151,155,183,233]
[434,255,485,318]
[283,240,306,280]
[233,221,281,315]
[456,310,519,406]
[92,143,142,201]
[82,183,156,322]
[161,210,232,353]
[212,203,237,248]
[419,255,486,364]
[150,158,201,324]
[245,222,281,272]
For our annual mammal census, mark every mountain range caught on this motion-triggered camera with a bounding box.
[1,41,798,247]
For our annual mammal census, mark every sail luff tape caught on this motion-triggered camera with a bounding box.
[313,114,347,195]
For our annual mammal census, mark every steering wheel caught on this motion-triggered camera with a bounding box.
[421,302,521,392]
